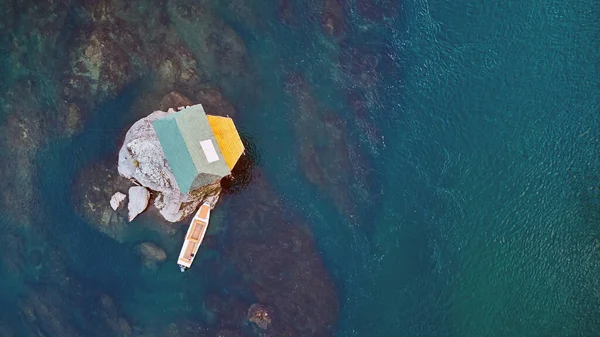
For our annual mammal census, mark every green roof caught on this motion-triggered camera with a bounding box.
[152,105,230,193]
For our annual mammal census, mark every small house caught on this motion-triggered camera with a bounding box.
[152,104,244,193]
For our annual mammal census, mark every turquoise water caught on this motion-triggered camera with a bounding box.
[1,0,600,336]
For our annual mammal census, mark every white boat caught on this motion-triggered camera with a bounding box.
[177,202,211,272]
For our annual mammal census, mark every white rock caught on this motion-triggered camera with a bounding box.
[117,110,222,222]
[109,192,127,211]
[128,186,150,221]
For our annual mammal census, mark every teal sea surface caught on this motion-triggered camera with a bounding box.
[0,0,600,336]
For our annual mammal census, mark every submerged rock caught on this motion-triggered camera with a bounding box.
[226,170,339,337]
[72,157,133,241]
[59,1,210,138]
[277,0,299,28]
[167,0,249,92]
[284,74,380,227]
[356,0,401,22]
[127,186,150,221]
[98,294,133,337]
[137,242,167,262]
[216,329,243,337]
[136,242,167,269]
[18,284,132,337]
[18,286,81,336]
[194,87,238,118]
[62,18,134,137]
[110,191,127,211]
[158,91,193,112]
[0,110,43,228]
[247,303,272,330]
[321,0,348,39]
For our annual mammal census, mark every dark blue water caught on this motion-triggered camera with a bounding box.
[1,0,600,336]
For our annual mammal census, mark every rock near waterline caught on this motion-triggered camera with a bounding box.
[127,186,150,222]
[110,192,126,211]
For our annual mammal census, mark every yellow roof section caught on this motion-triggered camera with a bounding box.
[206,115,244,170]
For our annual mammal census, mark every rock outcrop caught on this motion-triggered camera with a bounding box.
[247,303,272,331]
[110,192,126,211]
[127,186,150,221]
[118,110,221,222]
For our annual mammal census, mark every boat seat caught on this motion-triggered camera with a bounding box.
[187,219,207,241]
[197,205,210,219]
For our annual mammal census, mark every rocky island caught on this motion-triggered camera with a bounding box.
[111,96,244,223]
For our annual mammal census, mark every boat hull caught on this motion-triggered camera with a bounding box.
[177,202,211,270]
